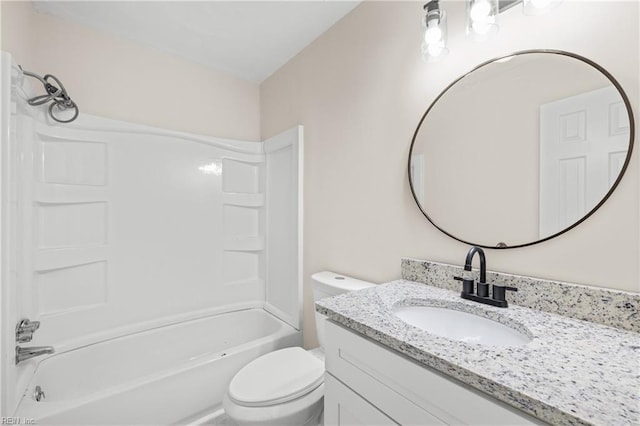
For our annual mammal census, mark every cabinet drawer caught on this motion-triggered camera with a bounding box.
[325,321,544,425]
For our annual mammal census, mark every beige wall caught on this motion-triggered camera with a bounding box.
[260,1,640,348]
[1,1,260,141]
[2,1,638,351]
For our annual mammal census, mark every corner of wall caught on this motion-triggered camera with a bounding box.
[1,1,35,66]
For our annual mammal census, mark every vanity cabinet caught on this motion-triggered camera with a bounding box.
[324,321,545,426]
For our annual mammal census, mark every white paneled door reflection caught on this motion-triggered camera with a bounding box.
[539,86,630,237]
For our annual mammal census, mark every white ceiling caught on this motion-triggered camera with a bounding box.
[32,1,361,83]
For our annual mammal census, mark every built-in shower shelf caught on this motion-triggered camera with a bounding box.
[35,184,108,204]
[222,192,264,207]
[223,236,265,252]
[34,247,108,271]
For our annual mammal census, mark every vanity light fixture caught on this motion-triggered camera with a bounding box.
[422,0,562,59]
[467,0,499,39]
[422,0,449,61]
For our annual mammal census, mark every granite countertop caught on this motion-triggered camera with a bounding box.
[315,280,640,426]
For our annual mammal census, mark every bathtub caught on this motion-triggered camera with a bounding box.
[14,308,301,425]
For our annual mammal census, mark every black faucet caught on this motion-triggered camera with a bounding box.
[454,246,517,308]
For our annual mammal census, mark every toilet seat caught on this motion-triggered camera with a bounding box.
[228,347,324,407]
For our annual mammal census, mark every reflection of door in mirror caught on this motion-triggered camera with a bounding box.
[410,154,425,206]
[539,86,630,237]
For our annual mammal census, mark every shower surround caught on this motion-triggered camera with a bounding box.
[0,52,303,424]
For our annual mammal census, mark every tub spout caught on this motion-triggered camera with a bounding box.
[16,345,55,365]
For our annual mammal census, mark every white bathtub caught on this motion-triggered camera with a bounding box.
[14,308,301,425]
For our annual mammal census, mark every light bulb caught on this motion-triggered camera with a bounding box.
[469,0,491,21]
[466,0,498,39]
[424,24,443,44]
[421,2,448,61]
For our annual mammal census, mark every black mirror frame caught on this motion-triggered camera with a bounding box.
[408,49,635,249]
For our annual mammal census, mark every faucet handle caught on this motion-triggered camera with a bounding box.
[454,276,475,295]
[16,319,40,343]
[492,285,517,304]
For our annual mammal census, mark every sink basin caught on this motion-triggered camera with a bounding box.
[393,305,532,347]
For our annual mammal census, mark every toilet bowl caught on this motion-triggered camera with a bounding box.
[222,272,375,426]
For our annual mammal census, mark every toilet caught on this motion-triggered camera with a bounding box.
[222,271,375,425]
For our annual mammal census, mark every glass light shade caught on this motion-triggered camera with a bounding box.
[421,10,449,62]
[424,23,443,44]
[466,0,498,40]
[522,0,562,15]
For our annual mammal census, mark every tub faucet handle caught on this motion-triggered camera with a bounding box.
[33,386,45,402]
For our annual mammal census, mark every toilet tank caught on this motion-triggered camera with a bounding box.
[311,271,375,349]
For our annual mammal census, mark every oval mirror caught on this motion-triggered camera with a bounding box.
[409,50,634,248]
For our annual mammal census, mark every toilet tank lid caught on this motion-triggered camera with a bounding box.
[311,271,376,295]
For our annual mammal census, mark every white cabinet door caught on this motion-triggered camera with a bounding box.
[324,373,398,426]
[325,321,544,426]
